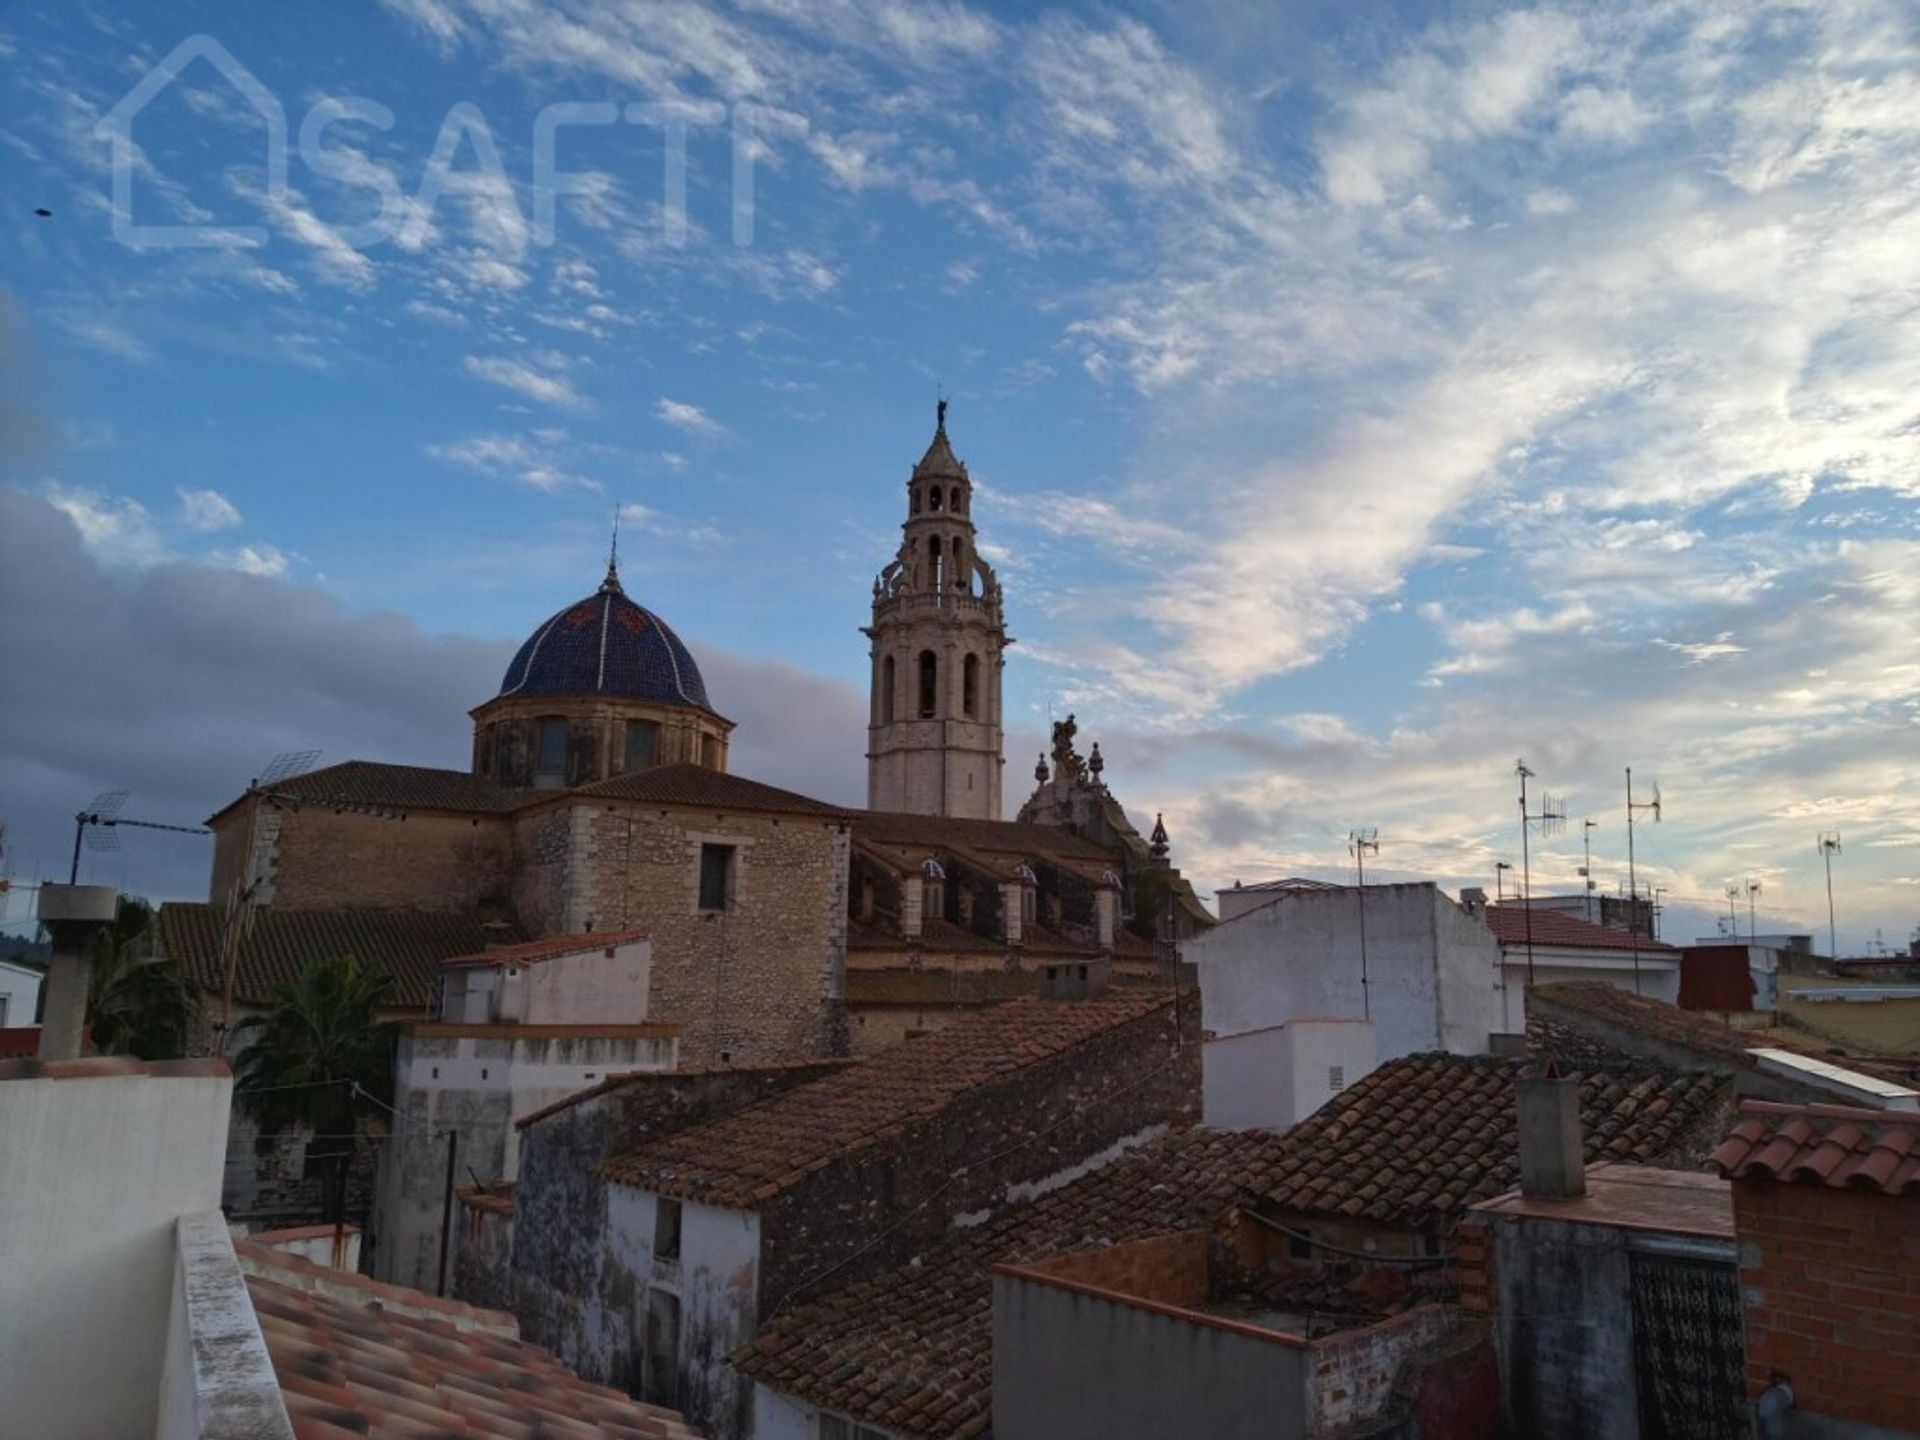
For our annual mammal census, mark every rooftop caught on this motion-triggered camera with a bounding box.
[1254,1052,1730,1229]
[239,1243,705,1438]
[160,903,519,1011]
[1474,1162,1734,1239]
[1484,905,1679,953]
[441,928,649,969]
[571,762,845,817]
[1710,1100,1920,1194]
[737,1126,1294,1438]
[852,809,1114,864]
[208,759,524,824]
[604,991,1172,1208]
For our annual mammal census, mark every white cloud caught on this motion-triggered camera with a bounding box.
[219,544,290,578]
[426,430,599,490]
[40,482,167,566]
[176,487,242,532]
[656,398,726,439]
[463,354,584,409]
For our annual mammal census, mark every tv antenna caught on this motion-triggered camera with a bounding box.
[1579,818,1600,922]
[1817,834,1841,961]
[1349,828,1379,1020]
[1745,877,1763,944]
[69,789,211,885]
[1625,767,1661,994]
[1725,884,1740,938]
[1515,760,1565,989]
[1494,860,1514,902]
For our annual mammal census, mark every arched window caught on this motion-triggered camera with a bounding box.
[951,538,967,588]
[928,535,943,590]
[624,720,659,772]
[881,655,896,723]
[949,486,960,512]
[930,486,943,511]
[962,653,979,717]
[918,649,937,718]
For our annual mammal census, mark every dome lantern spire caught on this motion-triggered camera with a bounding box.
[602,505,625,595]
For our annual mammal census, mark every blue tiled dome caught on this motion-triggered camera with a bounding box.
[498,566,713,710]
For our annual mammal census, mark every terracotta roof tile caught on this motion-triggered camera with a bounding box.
[852,811,1113,864]
[443,929,649,969]
[1709,1100,1920,1194]
[571,763,845,816]
[160,903,520,1011]
[737,1127,1293,1436]
[605,993,1172,1207]
[1255,1053,1731,1229]
[1484,906,1678,953]
[243,1247,706,1438]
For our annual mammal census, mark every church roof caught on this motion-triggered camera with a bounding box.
[207,760,525,824]
[497,564,715,711]
[912,413,967,479]
[574,763,847,817]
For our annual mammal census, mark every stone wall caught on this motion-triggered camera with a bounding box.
[229,801,515,913]
[756,1000,1199,1315]
[511,1062,851,1380]
[525,802,850,1065]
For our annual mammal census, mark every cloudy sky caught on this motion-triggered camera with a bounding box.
[1,0,1915,952]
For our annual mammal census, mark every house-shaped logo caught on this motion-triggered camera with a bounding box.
[95,34,287,248]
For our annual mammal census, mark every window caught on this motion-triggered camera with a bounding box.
[1021,887,1037,924]
[1329,1065,1345,1093]
[962,653,979,717]
[881,655,895,724]
[950,539,965,588]
[917,650,937,718]
[535,716,569,786]
[949,486,960,512]
[927,534,943,589]
[700,733,721,769]
[653,1197,682,1262]
[643,1287,681,1407]
[929,486,943,511]
[698,843,736,911]
[624,720,659,772]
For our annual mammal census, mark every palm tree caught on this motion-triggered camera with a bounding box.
[233,953,398,1225]
[87,897,193,1060]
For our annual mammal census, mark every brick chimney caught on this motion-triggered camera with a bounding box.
[1040,958,1109,1002]
[1516,1065,1586,1199]
[1460,887,1488,918]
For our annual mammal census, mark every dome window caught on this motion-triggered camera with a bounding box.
[535,717,569,788]
[624,720,659,773]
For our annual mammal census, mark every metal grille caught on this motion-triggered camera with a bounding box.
[1629,1252,1748,1440]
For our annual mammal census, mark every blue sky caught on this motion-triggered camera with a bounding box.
[2,0,1916,952]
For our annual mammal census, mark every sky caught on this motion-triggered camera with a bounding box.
[1,0,1916,954]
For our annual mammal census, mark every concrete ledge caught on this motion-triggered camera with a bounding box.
[157,1211,295,1440]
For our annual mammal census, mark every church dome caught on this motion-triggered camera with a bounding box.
[497,564,713,710]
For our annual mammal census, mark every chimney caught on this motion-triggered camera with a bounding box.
[35,884,119,1061]
[1040,958,1109,1002]
[1516,1065,1586,1199]
[1460,887,1487,918]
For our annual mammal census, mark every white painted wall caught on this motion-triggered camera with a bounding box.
[754,1382,815,1440]
[1203,1021,1378,1131]
[444,939,653,1025]
[1496,951,1682,1031]
[0,957,41,1029]
[1190,884,1499,1066]
[0,1066,232,1440]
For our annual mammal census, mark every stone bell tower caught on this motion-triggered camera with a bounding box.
[865,403,1008,818]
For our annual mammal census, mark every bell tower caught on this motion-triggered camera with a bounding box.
[865,403,1008,818]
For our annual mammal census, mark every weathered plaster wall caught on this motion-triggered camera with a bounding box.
[1492,1218,1639,1440]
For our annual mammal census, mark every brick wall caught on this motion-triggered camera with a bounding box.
[759,1000,1199,1314]
[1734,1178,1920,1431]
[1310,1306,1465,1437]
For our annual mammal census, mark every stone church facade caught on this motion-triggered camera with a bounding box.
[168,410,1204,1082]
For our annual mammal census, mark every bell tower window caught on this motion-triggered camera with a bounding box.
[881,655,896,723]
[929,487,943,511]
[962,654,979,717]
[918,650,937,718]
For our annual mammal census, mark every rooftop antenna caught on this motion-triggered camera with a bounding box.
[1515,760,1565,990]
[1348,828,1379,1020]
[1494,859,1514,902]
[1745,877,1763,945]
[69,789,210,886]
[1817,833,1841,960]
[1725,884,1740,938]
[1579,819,1599,923]
[1625,767,1661,994]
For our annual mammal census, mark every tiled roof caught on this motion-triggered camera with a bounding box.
[1710,1101,1920,1194]
[843,967,1046,1006]
[853,810,1113,864]
[1484,905,1678,953]
[443,929,649,969]
[605,992,1172,1207]
[1527,981,1885,1074]
[240,1245,705,1439]
[572,763,846,816]
[497,567,716,712]
[160,903,519,1010]
[1254,1053,1730,1229]
[213,760,526,823]
[0,1055,229,1082]
[738,1126,1293,1437]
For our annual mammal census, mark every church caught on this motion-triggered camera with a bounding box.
[161,408,1210,1078]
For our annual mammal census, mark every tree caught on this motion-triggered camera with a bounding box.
[233,953,398,1224]
[87,896,193,1060]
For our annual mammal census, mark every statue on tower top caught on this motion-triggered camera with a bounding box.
[1049,714,1087,782]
